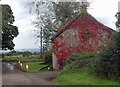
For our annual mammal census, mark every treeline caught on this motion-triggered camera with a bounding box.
[3,51,39,56]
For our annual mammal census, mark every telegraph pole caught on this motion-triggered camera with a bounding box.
[40,27,43,58]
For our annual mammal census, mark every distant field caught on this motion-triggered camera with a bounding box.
[2,54,42,62]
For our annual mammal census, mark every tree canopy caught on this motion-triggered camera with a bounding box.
[115,12,120,31]
[1,5,19,50]
[25,1,80,51]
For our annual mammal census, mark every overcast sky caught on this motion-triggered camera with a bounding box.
[0,0,119,49]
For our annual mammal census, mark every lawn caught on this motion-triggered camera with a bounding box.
[21,62,48,72]
[54,71,120,85]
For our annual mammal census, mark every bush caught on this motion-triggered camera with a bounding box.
[62,52,97,73]
[93,32,120,80]
[68,52,96,64]
[42,51,52,66]
[5,50,17,56]
[22,51,32,57]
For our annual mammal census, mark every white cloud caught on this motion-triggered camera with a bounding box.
[88,0,119,30]
[13,36,39,49]
[88,0,118,17]
[96,17,116,29]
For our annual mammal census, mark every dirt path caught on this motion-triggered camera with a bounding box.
[2,62,60,85]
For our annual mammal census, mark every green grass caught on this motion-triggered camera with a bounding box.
[21,62,48,72]
[2,55,41,62]
[2,55,49,72]
[54,71,119,85]
[54,52,120,85]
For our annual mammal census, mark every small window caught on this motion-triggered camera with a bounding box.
[84,28,90,37]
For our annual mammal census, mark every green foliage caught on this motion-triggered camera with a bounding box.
[2,54,40,62]
[54,51,119,85]
[53,50,120,85]
[115,12,120,30]
[53,2,80,24]
[42,51,52,66]
[63,52,96,73]
[26,2,80,50]
[43,2,80,50]
[93,32,120,79]
[2,5,19,50]
[22,51,32,57]
[69,52,96,62]
[4,50,17,56]
[54,71,119,85]
[4,51,33,57]
[54,52,120,85]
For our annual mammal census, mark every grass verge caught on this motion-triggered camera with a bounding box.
[54,71,119,85]
[53,52,120,85]
[20,62,48,72]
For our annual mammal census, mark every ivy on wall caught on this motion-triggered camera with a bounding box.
[51,14,113,69]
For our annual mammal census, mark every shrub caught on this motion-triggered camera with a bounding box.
[68,52,97,64]
[22,51,32,57]
[63,52,97,73]
[42,51,52,66]
[93,32,120,80]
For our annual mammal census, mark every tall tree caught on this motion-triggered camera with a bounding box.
[1,5,19,50]
[25,1,80,51]
[115,12,120,31]
[43,2,80,51]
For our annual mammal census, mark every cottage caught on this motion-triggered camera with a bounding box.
[51,1,114,70]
